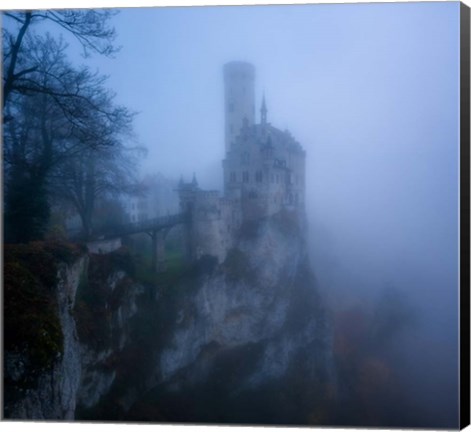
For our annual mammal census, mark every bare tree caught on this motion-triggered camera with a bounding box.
[3,9,118,107]
[50,119,144,239]
[3,33,139,243]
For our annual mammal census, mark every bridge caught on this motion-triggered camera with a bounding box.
[90,212,190,271]
[101,212,189,239]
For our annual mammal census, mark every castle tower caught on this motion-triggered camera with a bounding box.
[223,61,255,152]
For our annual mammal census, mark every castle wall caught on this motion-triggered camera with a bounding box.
[179,188,233,263]
[223,122,306,222]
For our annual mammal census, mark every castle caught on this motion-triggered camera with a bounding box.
[178,61,306,262]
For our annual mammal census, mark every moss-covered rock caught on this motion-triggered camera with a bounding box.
[4,243,65,382]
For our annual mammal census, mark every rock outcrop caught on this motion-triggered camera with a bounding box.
[128,211,334,424]
[3,244,144,420]
[4,253,87,419]
[4,211,333,424]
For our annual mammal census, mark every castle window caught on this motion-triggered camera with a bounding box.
[255,171,263,183]
[241,152,250,164]
[249,190,257,199]
[243,171,249,183]
[230,171,236,182]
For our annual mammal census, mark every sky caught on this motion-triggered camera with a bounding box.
[90,2,460,422]
[85,1,460,327]
[2,1,463,426]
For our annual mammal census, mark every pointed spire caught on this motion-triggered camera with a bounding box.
[192,172,198,187]
[261,93,267,125]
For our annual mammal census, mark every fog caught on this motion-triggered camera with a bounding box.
[6,1,461,427]
[88,2,460,426]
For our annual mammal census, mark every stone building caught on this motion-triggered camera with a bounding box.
[178,61,306,262]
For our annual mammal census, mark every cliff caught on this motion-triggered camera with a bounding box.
[3,211,333,424]
[3,243,144,420]
[127,210,334,424]
[4,242,86,419]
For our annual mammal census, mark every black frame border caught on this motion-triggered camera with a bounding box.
[460,1,470,429]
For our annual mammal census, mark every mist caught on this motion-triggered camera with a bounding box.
[3,1,461,427]
[71,1,461,426]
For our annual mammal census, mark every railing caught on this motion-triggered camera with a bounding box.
[100,212,189,238]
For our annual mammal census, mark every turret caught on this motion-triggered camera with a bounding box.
[223,61,255,153]
[261,94,267,125]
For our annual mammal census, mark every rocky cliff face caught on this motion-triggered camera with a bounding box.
[127,211,334,424]
[75,258,145,413]
[4,252,87,420]
[161,214,329,379]
[4,211,333,424]
[3,245,144,420]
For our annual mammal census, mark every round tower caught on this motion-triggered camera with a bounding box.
[223,61,255,152]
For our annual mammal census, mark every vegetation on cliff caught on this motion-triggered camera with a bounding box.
[4,241,84,384]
